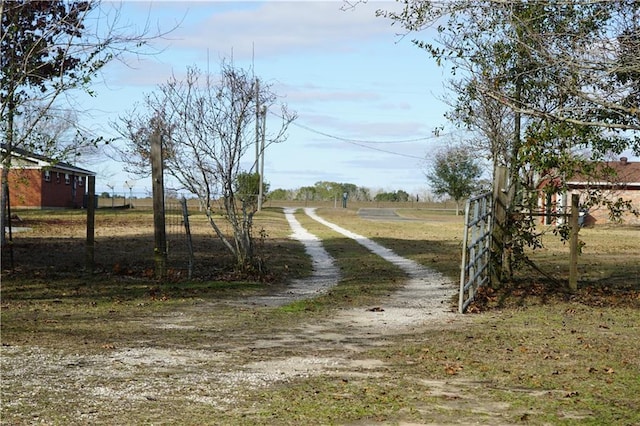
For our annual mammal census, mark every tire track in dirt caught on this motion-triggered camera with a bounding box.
[240,208,341,306]
[302,207,456,334]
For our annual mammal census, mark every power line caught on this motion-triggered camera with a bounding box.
[291,119,442,144]
[337,139,425,160]
[268,110,452,160]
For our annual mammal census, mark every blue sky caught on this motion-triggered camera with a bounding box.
[77,1,461,197]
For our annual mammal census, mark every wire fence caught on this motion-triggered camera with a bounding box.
[165,198,194,279]
[163,197,236,280]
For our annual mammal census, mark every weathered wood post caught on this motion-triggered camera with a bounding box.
[490,166,509,287]
[568,193,580,292]
[85,175,95,273]
[151,127,167,280]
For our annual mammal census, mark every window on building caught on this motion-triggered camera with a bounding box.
[44,170,51,182]
[65,173,70,184]
[78,176,84,187]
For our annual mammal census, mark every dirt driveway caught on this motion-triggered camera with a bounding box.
[2,208,466,424]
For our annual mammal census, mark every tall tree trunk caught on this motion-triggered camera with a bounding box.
[501,78,522,281]
[500,6,526,283]
[1,96,15,248]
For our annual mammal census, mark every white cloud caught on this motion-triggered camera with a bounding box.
[284,88,380,103]
[292,111,431,140]
[173,1,398,58]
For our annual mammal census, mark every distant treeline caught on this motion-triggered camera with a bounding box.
[98,181,433,204]
[268,181,423,203]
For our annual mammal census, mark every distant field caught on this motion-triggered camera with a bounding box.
[96,196,460,212]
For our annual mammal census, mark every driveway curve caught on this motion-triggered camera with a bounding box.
[247,207,456,322]
[303,208,455,331]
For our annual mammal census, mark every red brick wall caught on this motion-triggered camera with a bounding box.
[41,171,86,208]
[2,169,87,208]
[5,169,42,207]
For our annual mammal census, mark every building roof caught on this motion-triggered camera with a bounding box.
[567,157,640,189]
[0,144,95,176]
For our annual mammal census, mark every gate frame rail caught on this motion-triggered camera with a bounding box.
[459,192,493,313]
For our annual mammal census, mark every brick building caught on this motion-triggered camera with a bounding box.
[539,157,640,226]
[1,145,95,209]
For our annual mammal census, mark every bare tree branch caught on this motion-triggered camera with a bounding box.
[114,62,296,270]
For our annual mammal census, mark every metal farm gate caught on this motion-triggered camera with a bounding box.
[459,192,493,313]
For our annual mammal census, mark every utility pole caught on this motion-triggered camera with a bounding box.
[124,180,134,208]
[106,183,115,208]
[258,105,266,211]
[255,78,260,171]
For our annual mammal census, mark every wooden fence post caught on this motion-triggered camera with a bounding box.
[85,175,95,273]
[568,193,580,292]
[490,166,509,287]
[151,127,167,280]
